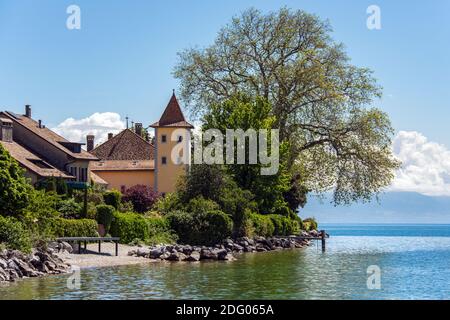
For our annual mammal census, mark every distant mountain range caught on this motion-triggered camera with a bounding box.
[301,192,450,224]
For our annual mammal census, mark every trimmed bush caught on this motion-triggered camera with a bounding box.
[167,209,233,246]
[248,213,275,237]
[0,216,32,253]
[51,218,99,237]
[110,212,173,244]
[96,205,115,235]
[57,198,82,219]
[103,189,121,209]
[268,215,300,236]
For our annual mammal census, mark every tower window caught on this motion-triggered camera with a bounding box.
[178,135,183,143]
[162,156,167,165]
[161,135,167,143]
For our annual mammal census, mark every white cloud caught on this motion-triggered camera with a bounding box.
[52,112,125,147]
[391,131,450,196]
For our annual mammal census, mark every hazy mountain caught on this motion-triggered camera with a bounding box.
[301,192,450,224]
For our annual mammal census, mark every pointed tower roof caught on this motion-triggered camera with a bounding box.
[151,92,194,128]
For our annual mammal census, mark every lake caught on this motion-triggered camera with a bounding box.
[1,224,449,300]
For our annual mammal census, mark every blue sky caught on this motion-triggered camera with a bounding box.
[1,0,449,144]
[1,0,450,222]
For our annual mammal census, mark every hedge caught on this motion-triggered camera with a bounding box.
[0,216,32,253]
[248,213,300,237]
[110,212,172,244]
[302,218,318,231]
[50,218,99,238]
[166,210,233,246]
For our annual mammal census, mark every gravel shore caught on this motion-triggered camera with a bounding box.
[57,243,153,269]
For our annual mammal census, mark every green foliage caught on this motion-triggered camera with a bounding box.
[153,192,183,215]
[302,217,318,231]
[0,144,31,216]
[118,201,134,213]
[50,218,99,238]
[95,205,115,235]
[179,164,225,203]
[103,189,122,209]
[0,216,32,253]
[202,95,292,214]
[268,215,300,236]
[247,213,275,237]
[167,209,233,246]
[110,212,175,244]
[57,198,82,219]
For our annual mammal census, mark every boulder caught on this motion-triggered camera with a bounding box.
[200,249,218,260]
[59,242,73,254]
[184,251,201,262]
[149,248,163,259]
[136,248,150,258]
[166,252,187,261]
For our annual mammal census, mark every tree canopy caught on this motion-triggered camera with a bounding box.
[174,7,400,205]
[0,144,31,215]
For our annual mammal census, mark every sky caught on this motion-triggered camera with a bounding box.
[1,0,450,222]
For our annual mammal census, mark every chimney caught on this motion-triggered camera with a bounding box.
[25,105,31,118]
[87,135,95,152]
[135,123,143,136]
[38,120,42,128]
[108,133,114,140]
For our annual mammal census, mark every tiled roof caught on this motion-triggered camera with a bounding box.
[91,159,154,171]
[0,141,74,179]
[1,112,98,161]
[151,93,194,128]
[91,129,155,161]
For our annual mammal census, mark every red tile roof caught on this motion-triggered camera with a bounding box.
[0,141,74,179]
[90,129,155,161]
[1,112,98,161]
[151,93,194,128]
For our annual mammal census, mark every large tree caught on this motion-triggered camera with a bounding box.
[174,7,400,204]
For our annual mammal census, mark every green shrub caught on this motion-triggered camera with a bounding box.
[302,217,318,231]
[50,218,99,237]
[96,205,115,235]
[167,209,233,246]
[268,215,300,236]
[110,212,174,244]
[186,197,220,214]
[0,216,32,253]
[57,198,82,219]
[153,193,183,215]
[103,189,121,209]
[248,213,275,237]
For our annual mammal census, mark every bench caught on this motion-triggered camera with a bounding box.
[56,237,120,256]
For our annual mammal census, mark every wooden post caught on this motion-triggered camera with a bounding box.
[115,241,119,256]
[98,240,101,253]
[321,230,326,252]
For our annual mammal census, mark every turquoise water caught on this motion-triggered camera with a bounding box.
[1,224,449,300]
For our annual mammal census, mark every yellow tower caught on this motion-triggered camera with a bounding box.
[151,92,193,195]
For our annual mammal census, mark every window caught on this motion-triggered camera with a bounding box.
[161,135,167,143]
[162,157,167,165]
[178,135,183,143]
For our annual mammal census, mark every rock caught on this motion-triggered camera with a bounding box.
[48,241,59,250]
[149,248,163,259]
[127,250,137,256]
[215,249,228,260]
[160,252,170,260]
[136,248,150,258]
[222,253,236,261]
[59,242,73,253]
[232,244,244,252]
[0,258,7,270]
[182,245,193,255]
[184,251,201,262]
[200,249,218,260]
[166,252,187,261]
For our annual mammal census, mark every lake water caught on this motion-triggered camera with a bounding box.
[1,224,449,300]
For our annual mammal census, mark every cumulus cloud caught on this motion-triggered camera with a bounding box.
[391,131,450,196]
[52,112,126,147]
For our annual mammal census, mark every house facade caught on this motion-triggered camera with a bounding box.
[0,106,105,187]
